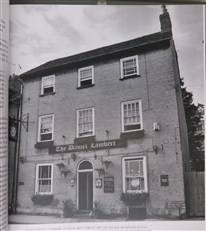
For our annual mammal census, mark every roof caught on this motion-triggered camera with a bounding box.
[20,31,172,79]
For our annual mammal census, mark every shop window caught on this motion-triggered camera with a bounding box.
[78,66,94,88]
[35,163,53,194]
[77,108,94,137]
[41,75,55,95]
[120,55,139,79]
[121,99,143,132]
[38,114,54,142]
[122,157,148,193]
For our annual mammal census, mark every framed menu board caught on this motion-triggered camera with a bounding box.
[104,176,114,193]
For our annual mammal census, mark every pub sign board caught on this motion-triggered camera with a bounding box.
[104,176,114,193]
[49,139,127,154]
[160,174,169,186]
[9,118,18,142]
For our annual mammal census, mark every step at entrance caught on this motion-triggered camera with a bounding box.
[73,211,91,219]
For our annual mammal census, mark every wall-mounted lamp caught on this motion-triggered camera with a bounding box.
[153,122,160,131]
[70,178,75,187]
[153,145,158,154]
[106,130,109,136]
[71,153,76,162]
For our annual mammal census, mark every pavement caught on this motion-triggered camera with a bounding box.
[9,214,127,224]
[9,213,205,225]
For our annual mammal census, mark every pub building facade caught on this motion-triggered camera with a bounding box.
[16,8,190,219]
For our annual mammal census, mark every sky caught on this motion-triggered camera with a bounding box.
[10,5,204,105]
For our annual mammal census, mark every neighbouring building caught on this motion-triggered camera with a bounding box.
[8,75,22,213]
[15,7,190,219]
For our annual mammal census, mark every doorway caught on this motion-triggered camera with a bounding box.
[78,161,93,211]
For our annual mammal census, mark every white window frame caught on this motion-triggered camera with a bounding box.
[122,156,148,193]
[78,66,94,87]
[121,99,143,133]
[41,75,55,95]
[35,163,53,195]
[38,114,54,142]
[120,55,139,79]
[77,107,95,138]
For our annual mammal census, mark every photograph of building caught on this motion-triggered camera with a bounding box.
[8,5,204,222]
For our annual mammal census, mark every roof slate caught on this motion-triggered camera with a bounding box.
[20,31,172,79]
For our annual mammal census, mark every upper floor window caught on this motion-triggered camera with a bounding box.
[121,99,143,132]
[41,75,55,95]
[35,163,53,194]
[38,114,54,142]
[78,66,94,88]
[120,56,139,79]
[77,108,94,137]
[122,156,147,193]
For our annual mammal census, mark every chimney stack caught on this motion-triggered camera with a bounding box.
[159,4,172,33]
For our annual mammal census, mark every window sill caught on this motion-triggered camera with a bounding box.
[120,130,144,140]
[39,92,55,97]
[35,193,53,195]
[76,84,95,89]
[34,141,54,149]
[74,136,95,144]
[119,74,140,81]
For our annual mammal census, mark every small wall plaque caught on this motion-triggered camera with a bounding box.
[160,175,169,186]
[96,178,102,188]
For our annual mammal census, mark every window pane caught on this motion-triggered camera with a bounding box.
[41,116,52,130]
[81,79,92,87]
[80,68,92,80]
[126,177,145,192]
[38,166,42,178]
[44,86,54,94]
[40,166,50,178]
[129,161,140,175]
[38,180,51,193]
[41,133,52,141]
[140,178,145,190]
[43,76,54,87]
[125,160,143,175]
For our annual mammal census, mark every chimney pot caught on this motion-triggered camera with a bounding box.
[160,5,172,33]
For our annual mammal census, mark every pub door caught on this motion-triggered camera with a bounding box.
[78,172,93,210]
[78,161,93,211]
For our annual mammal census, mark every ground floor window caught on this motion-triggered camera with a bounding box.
[35,163,53,194]
[122,156,147,193]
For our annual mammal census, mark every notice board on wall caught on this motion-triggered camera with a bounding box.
[104,176,114,193]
